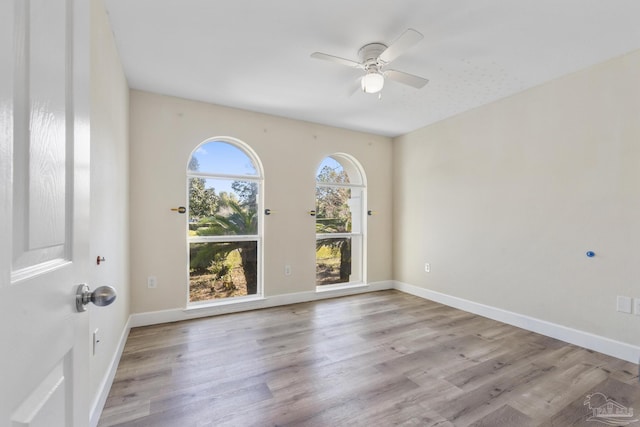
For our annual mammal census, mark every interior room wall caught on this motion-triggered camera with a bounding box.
[89,0,130,418]
[393,49,640,348]
[129,91,393,314]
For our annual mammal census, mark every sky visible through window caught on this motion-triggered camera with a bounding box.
[190,141,257,194]
[192,142,257,175]
[316,156,344,180]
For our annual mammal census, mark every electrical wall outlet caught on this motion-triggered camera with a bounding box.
[147,276,157,288]
[284,265,292,276]
[616,296,632,313]
[424,263,430,273]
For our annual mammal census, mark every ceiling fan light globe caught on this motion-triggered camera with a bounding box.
[361,72,384,93]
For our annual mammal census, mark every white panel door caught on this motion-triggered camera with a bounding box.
[0,0,91,426]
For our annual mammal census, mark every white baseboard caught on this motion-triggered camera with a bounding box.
[393,281,640,364]
[90,316,132,427]
[130,280,394,328]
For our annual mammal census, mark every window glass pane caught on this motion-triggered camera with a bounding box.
[316,186,351,233]
[316,237,351,285]
[189,241,258,302]
[316,157,350,184]
[189,178,258,236]
[189,141,257,176]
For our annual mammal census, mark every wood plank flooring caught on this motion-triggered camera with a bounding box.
[98,290,639,426]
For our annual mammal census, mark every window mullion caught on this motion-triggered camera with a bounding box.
[316,182,364,189]
[316,232,360,239]
[188,171,262,181]
[189,235,258,243]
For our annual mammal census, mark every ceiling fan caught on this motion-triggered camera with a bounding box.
[311,28,429,95]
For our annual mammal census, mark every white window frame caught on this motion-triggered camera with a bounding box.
[315,154,367,291]
[186,137,264,306]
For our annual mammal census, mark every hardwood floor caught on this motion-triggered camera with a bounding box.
[99,290,639,426]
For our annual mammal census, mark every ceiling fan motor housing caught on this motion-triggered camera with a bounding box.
[359,43,388,70]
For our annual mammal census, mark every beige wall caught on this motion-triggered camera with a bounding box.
[393,49,640,347]
[90,0,130,416]
[129,91,393,313]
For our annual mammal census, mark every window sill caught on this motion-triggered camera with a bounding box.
[315,282,368,293]
[185,294,265,311]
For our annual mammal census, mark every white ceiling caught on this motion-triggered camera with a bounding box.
[103,0,640,137]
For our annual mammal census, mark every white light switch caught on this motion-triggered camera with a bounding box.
[616,296,632,313]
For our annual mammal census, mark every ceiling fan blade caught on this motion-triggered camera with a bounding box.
[310,52,362,68]
[378,28,423,63]
[385,69,429,88]
[347,78,362,97]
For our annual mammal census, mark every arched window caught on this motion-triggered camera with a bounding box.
[315,154,366,287]
[187,138,263,304]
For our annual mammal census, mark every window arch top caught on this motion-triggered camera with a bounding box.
[189,140,260,177]
[316,155,363,186]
